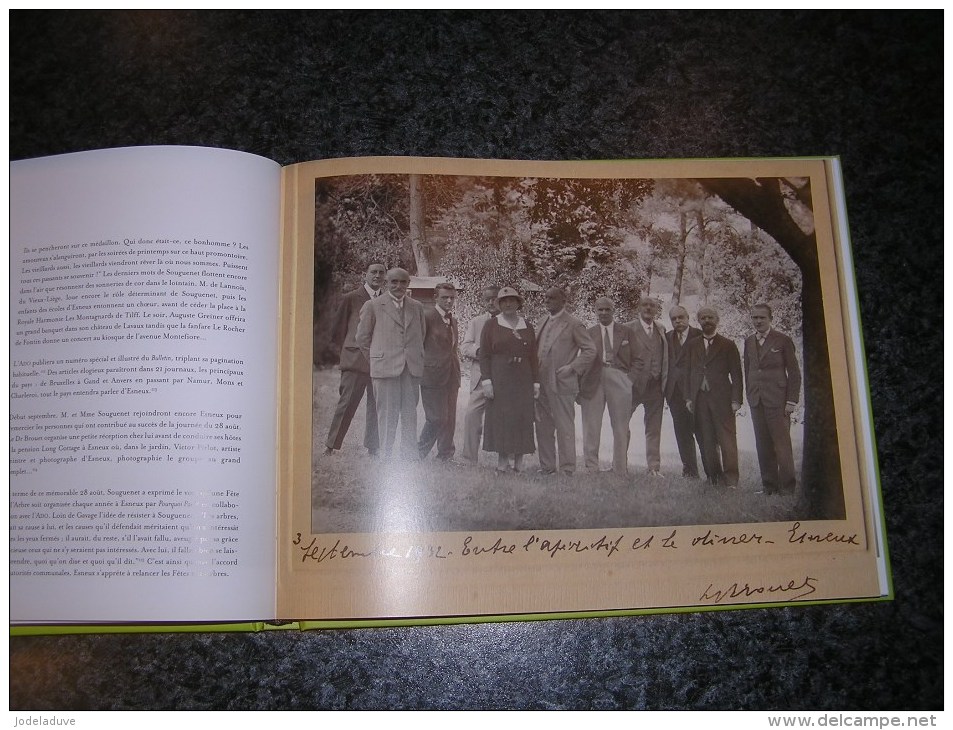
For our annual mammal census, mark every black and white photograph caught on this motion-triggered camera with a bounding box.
[310,170,845,535]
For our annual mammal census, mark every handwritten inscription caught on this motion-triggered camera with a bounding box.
[699,575,819,603]
[522,534,623,558]
[295,536,372,564]
[787,522,859,546]
[291,520,859,568]
[380,544,451,561]
[293,533,450,564]
[691,529,773,547]
[462,536,515,556]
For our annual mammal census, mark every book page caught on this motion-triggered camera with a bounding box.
[276,157,888,622]
[11,146,281,623]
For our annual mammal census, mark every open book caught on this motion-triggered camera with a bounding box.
[10,148,890,632]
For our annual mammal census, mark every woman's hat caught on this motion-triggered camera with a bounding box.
[496,286,524,305]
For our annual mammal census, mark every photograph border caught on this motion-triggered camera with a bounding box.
[277,157,889,622]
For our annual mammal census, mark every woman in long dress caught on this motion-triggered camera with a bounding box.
[479,287,540,473]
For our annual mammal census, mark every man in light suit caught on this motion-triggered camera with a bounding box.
[323,262,385,457]
[744,303,802,495]
[355,267,427,460]
[535,287,596,475]
[418,283,461,462]
[459,285,500,464]
[625,296,669,477]
[579,298,640,475]
[685,307,743,488]
[664,305,702,478]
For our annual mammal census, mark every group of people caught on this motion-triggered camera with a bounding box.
[323,263,802,496]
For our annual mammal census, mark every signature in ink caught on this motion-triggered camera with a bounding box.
[699,575,819,603]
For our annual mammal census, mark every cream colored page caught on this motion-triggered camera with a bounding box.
[11,146,280,622]
[278,156,885,621]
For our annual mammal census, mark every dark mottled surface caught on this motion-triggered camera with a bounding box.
[10,10,941,710]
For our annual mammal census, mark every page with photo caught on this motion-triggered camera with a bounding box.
[276,156,889,622]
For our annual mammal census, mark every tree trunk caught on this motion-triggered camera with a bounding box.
[670,210,688,308]
[408,174,431,276]
[697,177,845,519]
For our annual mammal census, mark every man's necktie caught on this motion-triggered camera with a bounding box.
[603,326,612,365]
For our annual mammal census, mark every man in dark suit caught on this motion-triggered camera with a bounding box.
[535,287,597,475]
[418,283,461,462]
[579,298,640,475]
[625,296,669,477]
[664,305,702,478]
[355,267,427,460]
[744,303,802,495]
[322,262,385,457]
[685,307,743,487]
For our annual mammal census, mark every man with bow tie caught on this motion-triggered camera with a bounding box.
[579,298,640,475]
[418,282,462,462]
[684,306,743,488]
[355,267,427,460]
[625,296,669,477]
[744,304,802,495]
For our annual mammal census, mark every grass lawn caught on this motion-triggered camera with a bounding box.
[311,367,803,534]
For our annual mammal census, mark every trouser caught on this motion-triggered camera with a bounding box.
[536,386,577,473]
[693,391,739,487]
[325,369,379,452]
[580,368,632,474]
[632,377,664,471]
[461,386,488,462]
[666,386,699,477]
[750,402,797,493]
[372,366,420,459]
[418,383,459,460]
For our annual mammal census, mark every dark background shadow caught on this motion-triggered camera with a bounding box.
[10,10,942,710]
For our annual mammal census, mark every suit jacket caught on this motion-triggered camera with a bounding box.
[684,333,743,416]
[664,326,702,400]
[332,286,373,373]
[744,329,801,408]
[421,305,461,389]
[578,322,639,401]
[535,310,597,397]
[624,317,669,398]
[460,311,492,391]
[355,294,427,379]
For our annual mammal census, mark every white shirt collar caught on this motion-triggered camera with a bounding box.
[435,304,451,320]
[496,315,527,331]
[364,284,380,298]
